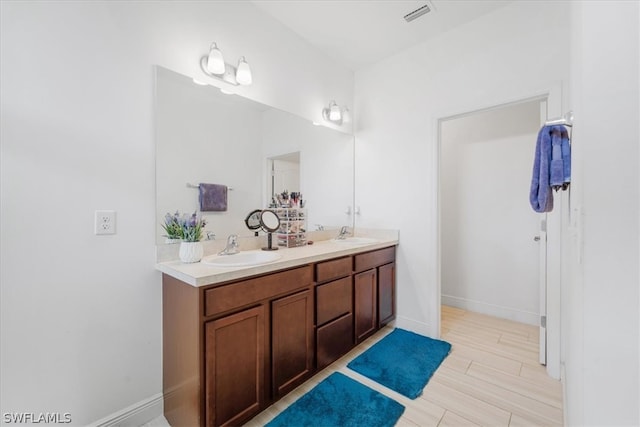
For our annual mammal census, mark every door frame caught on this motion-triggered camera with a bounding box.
[433,83,564,379]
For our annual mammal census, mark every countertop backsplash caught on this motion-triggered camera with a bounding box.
[155,228,399,263]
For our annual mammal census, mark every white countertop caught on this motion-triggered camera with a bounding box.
[156,236,398,287]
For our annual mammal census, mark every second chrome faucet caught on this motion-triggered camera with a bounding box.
[219,234,240,255]
[336,226,351,240]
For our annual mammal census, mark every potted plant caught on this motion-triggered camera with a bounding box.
[178,212,207,263]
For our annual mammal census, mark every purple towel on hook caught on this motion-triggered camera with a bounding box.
[530,126,555,213]
[199,183,228,212]
[549,126,571,191]
[530,125,571,213]
[561,127,571,189]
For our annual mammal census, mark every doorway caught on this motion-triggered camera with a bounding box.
[439,98,550,366]
[266,152,300,205]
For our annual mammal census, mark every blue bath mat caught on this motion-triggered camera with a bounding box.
[266,372,405,427]
[347,328,451,399]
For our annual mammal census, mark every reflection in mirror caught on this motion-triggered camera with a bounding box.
[268,152,300,204]
[244,209,262,234]
[155,66,354,245]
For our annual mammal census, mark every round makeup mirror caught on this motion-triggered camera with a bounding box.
[244,209,262,235]
[260,210,280,232]
[260,210,281,251]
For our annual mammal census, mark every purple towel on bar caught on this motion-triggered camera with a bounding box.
[199,183,228,212]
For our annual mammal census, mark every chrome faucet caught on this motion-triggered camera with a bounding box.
[206,231,216,241]
[314,224,325,231]
[218,234,240,255]
[336,226,351,240]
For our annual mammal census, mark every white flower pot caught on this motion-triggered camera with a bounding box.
[179,241,204,263]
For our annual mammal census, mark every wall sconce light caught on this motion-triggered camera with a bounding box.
[200,42,252,86]
[322,101,351,125]
[235,56,252,86]
[342,108,351,123]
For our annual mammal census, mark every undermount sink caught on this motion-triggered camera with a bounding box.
[332,237,379,245]
[201,251,282,267]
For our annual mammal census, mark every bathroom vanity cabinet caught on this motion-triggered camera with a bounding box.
[162,245,396,427]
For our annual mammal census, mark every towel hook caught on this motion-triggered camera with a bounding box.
[545,111,573,127]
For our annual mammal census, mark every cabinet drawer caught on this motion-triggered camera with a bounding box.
[204,266,313,317]
[315,256,352,283]
[317,313,353,370]
[354,246,396,273]
[316,276,352,326]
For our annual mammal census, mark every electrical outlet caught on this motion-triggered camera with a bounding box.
[95,210,116,235]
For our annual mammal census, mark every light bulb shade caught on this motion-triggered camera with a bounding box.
[207,43,226,75]
[329,102,342,121]
[236,56,252,85]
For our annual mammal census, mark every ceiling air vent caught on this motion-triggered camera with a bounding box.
[403,2,434,23]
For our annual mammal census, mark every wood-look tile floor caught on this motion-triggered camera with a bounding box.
[147,306,563,427]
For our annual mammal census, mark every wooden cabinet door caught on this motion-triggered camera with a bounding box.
[271,289,314,397]
[378,262,396,327]
[354,269,377,343]
[205,306,265,427]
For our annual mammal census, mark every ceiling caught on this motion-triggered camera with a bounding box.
[252,0,513,71]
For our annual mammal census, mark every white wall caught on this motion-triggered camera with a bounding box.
[564,1,640,425]
[441,101,541,325]
[0,2,353,425]
[354,1,571,337]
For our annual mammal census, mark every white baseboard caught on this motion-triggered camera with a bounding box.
[89,393,163,427]
[394,315,435,337]
[442,294,539,326]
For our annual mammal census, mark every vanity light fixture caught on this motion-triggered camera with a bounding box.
[200,42,253,87]
[206,42,226,75]
[342,107,351,123]
[322,100,350,126]
[235,56,252,86]
[329,101,342,121]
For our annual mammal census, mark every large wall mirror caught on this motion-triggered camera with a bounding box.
[155,66,354,245]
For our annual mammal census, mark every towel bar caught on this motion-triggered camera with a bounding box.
[187,182,234,191]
